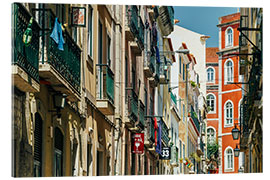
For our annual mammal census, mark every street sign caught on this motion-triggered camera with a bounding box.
[160,147,171,160]
[132,133,144,154]
[71,7,86,27]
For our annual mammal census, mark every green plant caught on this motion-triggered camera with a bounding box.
[207,141,219,160]
[190,81,196,87]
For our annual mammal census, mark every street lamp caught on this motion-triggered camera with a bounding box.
[234,144,240,157]
[53,93,67,118]
[231,124,240,140]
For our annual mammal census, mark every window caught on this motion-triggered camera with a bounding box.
[206,94,215,112]
[207,127,216,144]
[34,113,43,177]
[179,56,182,74]
[54,127,64,176]
[225,59,233,83]
[183,64,185,80]
[88,6,93,57]
[207,68,214,82]
[225,147,234,171]
[183,105,185,122]
[225,101,233,126]
[225,27,233,47]
[107,35,111,67]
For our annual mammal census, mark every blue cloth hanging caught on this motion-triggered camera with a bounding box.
[155,46,160,63]
[156,121,162,154]
[50,17,65,51]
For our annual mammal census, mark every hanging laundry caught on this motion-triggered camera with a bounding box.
[50,17,65,51]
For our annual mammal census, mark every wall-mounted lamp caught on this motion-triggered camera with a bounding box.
[231,124,240,140]
[234,144,240,157]
[51,93,67,118]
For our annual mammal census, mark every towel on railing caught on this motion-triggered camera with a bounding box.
[50,17,65,51]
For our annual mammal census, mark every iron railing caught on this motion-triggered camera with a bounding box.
[191,105,200,133]
[12,3,40,82]
[32,8,81,93]
[138,101,145,128]
[160,118,169,146]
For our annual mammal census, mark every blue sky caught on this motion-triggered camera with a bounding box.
[173,6,238,47]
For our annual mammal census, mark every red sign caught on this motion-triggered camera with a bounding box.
[132,133,144,154]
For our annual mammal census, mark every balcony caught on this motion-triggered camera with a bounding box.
[145,117,155,148]
[32,8,81,101]
[170,92,177,106]
[137,100,145,130]
[190,105,200,133]
[160,118,170,146]
[158,6,174,36]
[144,54,156,78]
[12,3,40,93]
[125,5,139,41]
[125,89,138,128]
[158,62,168,84]
[96,64,115,115]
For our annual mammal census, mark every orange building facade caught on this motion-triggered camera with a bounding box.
[217,12,243,174]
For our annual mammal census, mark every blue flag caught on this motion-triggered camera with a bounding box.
[50,17,65,51]
[156,121,162,154]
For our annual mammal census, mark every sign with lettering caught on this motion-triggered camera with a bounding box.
[71,7,86,27]
[132,133,144,154]
[160,147,171,160]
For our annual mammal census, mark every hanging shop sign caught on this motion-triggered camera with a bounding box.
[159,147,171,160]
[132,133,144,154]
[71,7,86,27]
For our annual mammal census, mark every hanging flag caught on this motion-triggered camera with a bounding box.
[156,121,162,154]
[23,17,33,46]
[154,117,158,146]
[50,17,65,51]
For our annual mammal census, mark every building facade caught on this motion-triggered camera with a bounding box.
[217,12,243,174]
[12,3,177,177]
[238,7,263,173]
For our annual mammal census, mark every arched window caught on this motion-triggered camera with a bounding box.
[207,127,216,144]
[225,59,234,83]
[225,147,234,171]
[225,101,233,126]
[207,67,215,82]
[225,27,233,47]
[206,94,216,112]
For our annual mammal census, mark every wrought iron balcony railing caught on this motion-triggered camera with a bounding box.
[138,101,145,128]
[127,89,138,124]
[96,64,115,104]
[158,6,174,36]
[160,118,170,146]
[190,105,200,133]
[126,5,139,39]
[12,3,40,83]
[32,8,81,93]
[149,117,155,143]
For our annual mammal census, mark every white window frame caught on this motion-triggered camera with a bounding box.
[207,126,216,144]
[206,67,215,83]
[224,59,234,84]
[224,146,234,172]
[224,100,234,127]
[238,98,243,124]
[206,93,216,114]
[225,27,233,47]
[238,60,244,83]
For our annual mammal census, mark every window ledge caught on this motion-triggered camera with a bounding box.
[224,168,234,172]
[224,124,233,128]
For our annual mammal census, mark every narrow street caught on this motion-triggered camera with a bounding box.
[11,2,262,177]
